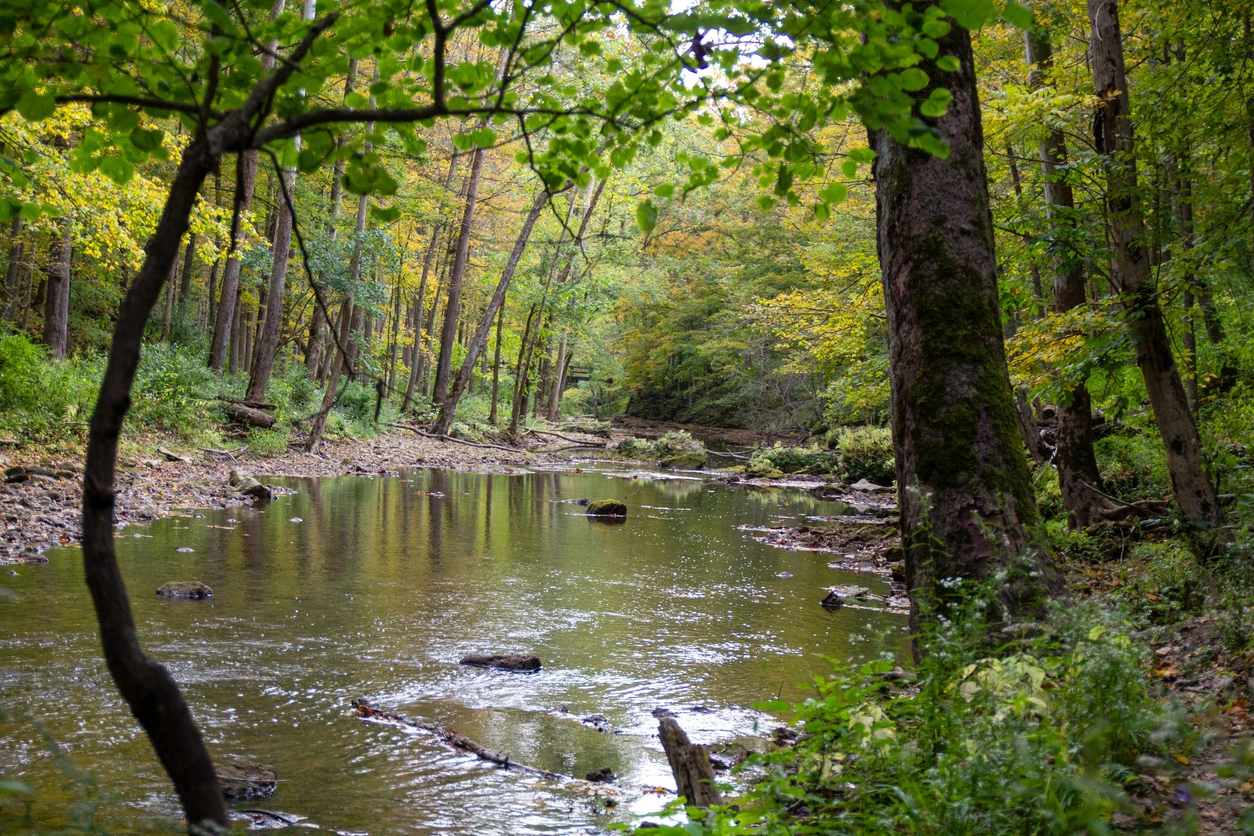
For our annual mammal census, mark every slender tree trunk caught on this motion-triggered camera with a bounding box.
[1005,145,1044,304]
[1088,0,1221,527]
[4,215,24,320]
[81,136,227,832]
[208,0,284,371]
[432,186,549,433]
[489,300,504,424]
[546,327,568,420]
[176,232,197,319]
[161,251,177,341]
[432,143,486,405]
[42,224,71,359]
[246,157,297,401]
[1025,21,1106,528]
[509,304,538,433]
[871,3,1047,635]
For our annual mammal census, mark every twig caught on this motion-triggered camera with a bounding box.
[1081,481,1170,512]
[383,422,521,454]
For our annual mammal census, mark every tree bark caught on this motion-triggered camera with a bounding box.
[658,717,721,808]
[489,300,504,424]
[4,215,24,320]
[246,156,297,401]
[432,186,549,434]
[1025,21,1106,529]
[432,143,486,405]
[42,223,71,359]
[871,3,1046,634]
[1087,0,1222,527]
[82,137,228,831]
[177,232,197,319]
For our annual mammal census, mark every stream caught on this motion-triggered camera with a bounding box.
[0,465,907,834]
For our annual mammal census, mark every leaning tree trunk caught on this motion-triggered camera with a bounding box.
[82,137,228,831]
[489,301,504,424]
[871,3,1047,635]
[42,223,71,359]
[431,186,549,434]
[1088,0,1222,527]
[246,157,297,401]
[1025,21,1106,528]
[431,143,486,405]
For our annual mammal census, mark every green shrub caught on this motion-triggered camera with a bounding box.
[830,425,895,485]
[746,444,837,478]
[0,334,100,446]
[130,342,217,436]
[1116,541,1206,624]
[246,428,289,458]
[665,589,1179,836]
[1095,433,1170,502]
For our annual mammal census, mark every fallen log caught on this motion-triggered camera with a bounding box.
[658,717,721,808]
[222,401,277,428]
[221,396,277,412]
[350,699,562,779]
[522,426,604,446]
[382,421,521,454]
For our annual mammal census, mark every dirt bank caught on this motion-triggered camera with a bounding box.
[1,431,566,564]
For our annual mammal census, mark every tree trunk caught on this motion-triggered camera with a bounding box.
[1004,144,1043,304]
[246,157,297,401]
[1088,0,1221,527]
[509,304,538,434]
[432,143,486,405]
[4,215,24,320]
[658,717,721,808]
[177,232,197,318]
[161,250,177,341]
[871,3,1046,635]
[42,223,71,359]
[1025,21,1106,528]
[489,300,504,424]
[546,326,568,421]
[432,187,549,434]
[82,137,228,831]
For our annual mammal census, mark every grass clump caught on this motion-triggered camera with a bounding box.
[830,426,894,485]
[746,444,838,478]
[246,428,289,458]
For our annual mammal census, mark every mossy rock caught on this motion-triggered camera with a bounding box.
[156,581,213,599]
[587,499,627,517]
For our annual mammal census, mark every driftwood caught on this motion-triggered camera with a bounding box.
[522,426,604,446]
[351,699,563,779]
[222,401,277,428]
[658,717,721,808]
[157,446,191,463]
[200,447,241,463]
[221,396,277,412]
[383,421,521,454]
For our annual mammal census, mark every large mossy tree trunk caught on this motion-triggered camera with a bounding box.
[1088,0,1222,528]
[871,4,1047,635]
[1025,23,1106,529]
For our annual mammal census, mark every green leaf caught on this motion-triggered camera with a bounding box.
[655,183,675,199]
[936,55,960,72]
[939,0,997,30]
[899,68,929,92]
[98,156,134,185]
[370,204,401,223]
[1003,1,1034,29]
[129,127,163,152]
[636,199,658,234]
[819,183,847,204]
[470,127,496,148]
[15,90,55,121]
[841,159,858,178]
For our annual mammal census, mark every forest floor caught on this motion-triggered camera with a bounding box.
[0,429,578,563]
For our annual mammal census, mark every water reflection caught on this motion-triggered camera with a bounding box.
[0,465,907,833]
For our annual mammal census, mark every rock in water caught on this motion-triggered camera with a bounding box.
[216,761,277,800]
[821,584,870,609]
[459,653,542,672]
[229,467,272,500]
[586,499,627,517]
[586,767,616,782]
[156,581,213,599]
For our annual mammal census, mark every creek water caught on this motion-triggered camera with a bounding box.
[0,465,907,834]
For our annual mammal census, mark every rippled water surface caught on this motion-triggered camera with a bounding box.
[1,465,907,833]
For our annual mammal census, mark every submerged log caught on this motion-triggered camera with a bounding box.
[658,717,721,808]
[351,699,562,779]
[460,652,542,672]
[215,761,277,800]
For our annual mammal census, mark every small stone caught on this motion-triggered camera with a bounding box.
[175,547,194,553]
[850,479,890,492]
[585,767,616,783]
[289,517,302,523]
[459,652,541,672]
[777,572,793,579]
[156,581,213,599]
